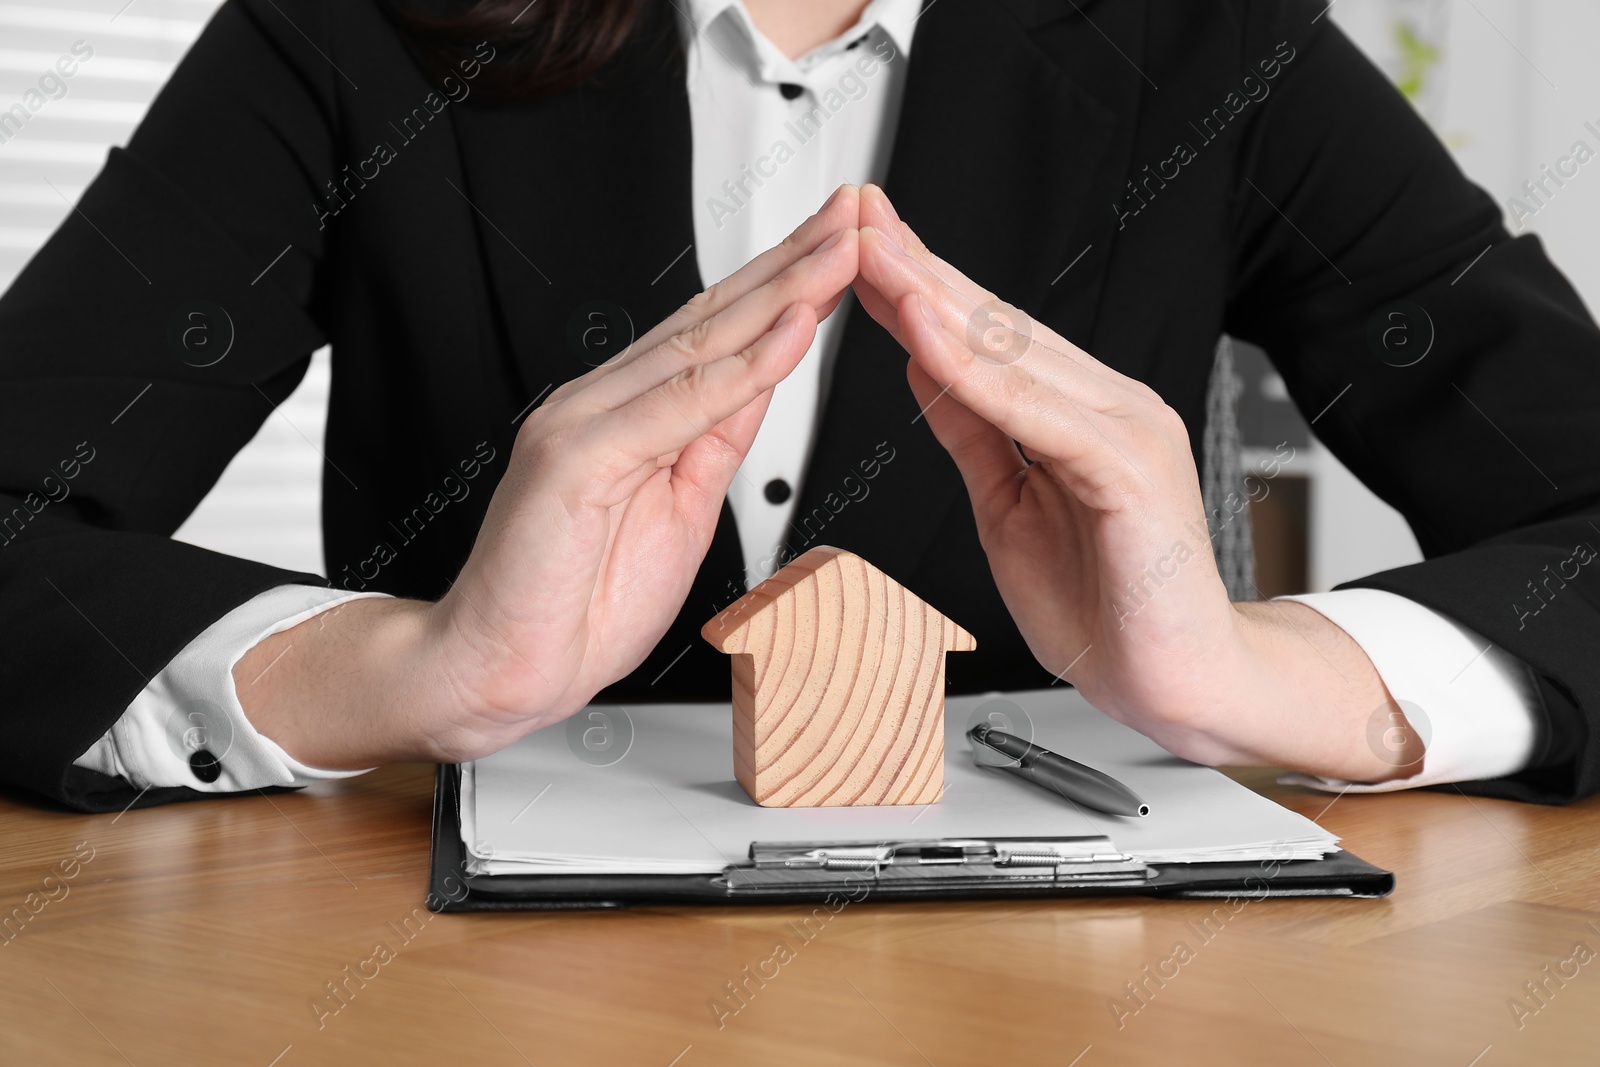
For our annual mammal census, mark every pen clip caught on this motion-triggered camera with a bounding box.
[966,723,1024,768]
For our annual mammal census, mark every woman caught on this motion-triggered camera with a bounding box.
[1,0,1596,810]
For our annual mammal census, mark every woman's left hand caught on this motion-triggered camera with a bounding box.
[853,185,1420,782]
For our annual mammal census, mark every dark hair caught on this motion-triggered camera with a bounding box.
[388,0,677,102]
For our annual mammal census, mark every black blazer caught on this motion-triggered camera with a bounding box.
[3,0,1597,811]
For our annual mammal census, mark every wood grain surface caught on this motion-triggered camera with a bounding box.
[4,765,1600,1066]
[702,547,976,807]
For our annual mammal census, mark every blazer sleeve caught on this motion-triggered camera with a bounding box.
[1224,2,1600,802]
[0,0,344,811]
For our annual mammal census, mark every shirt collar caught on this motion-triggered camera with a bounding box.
[681,0,921,72]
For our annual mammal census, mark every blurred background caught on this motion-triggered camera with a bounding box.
[1,0,1595,590]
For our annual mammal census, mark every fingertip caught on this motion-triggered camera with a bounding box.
[857,226,885,268]
[777,300,818,340]
[861,224,906,261]
[825,181,859,206]
[814,223,860,257]
[759,302,816,379]
[818,184,860,231]
[863,183,906,230]
[819,227,861,283]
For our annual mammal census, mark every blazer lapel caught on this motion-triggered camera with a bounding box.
[786,0,1147,581]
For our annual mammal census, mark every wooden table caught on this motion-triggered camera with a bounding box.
[3,764,1598,1066]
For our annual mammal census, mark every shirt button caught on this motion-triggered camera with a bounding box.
[764,478,792,504]
[189,749,222,784]
[778,82,805,100]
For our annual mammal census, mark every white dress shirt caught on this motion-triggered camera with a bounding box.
[685,0,916,584]
[75,0,1541,797]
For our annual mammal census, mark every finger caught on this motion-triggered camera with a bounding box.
[582,227,857,410]
[678,255,850,486]
[539,185,856,411]
[859,226,1125,412]
[852,242,965,359]
[858,193,1129,395]
[668,372,786,486]
[903,321,1026,526]
[885,275,1141,500]
[854,222,995,350]
[613,183,858,369]
[540,183,851,415]
[859,184,979,301]
[576,301,819,501]
[672,385,777,523]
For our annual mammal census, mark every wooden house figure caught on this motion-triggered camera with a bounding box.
[700,546,976,807]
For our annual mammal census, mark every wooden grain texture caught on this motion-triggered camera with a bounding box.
[701,546,976,807]
[5,767,1600,1066]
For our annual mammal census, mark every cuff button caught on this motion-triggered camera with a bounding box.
[189,749,222,784]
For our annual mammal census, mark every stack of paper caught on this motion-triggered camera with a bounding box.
[460,689,1339,876]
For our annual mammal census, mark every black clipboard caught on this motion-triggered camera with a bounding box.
[426,764,1394,911]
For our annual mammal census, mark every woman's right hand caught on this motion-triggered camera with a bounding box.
[237,186,861,768]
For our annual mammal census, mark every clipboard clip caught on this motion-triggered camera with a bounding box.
[722,837,1152,892]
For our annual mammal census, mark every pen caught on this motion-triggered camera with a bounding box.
[967,724,1150,818]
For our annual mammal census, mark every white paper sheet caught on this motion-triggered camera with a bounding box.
[461,688,1338,875]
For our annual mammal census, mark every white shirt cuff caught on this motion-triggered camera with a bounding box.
[72,585,392,792]
[1276,588,1540,793]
